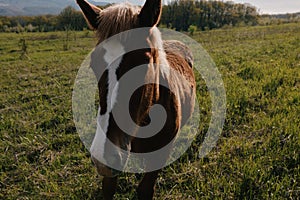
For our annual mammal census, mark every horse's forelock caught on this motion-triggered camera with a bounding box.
[96,3,140,43]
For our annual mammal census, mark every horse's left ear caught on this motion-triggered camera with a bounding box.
[76,0,101,29]
[138,0,162,27]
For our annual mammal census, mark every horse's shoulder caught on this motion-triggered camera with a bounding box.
[162,40,195,89]
[163,40,193,68]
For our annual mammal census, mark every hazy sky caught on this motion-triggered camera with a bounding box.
[233,0,300,14]
[95,0,300,14]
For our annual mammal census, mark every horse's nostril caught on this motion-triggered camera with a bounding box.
[106,153,122,166]
[107,156,116,165]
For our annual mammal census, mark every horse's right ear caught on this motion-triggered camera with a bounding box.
[138,0,162,27]
[76,0,101,29]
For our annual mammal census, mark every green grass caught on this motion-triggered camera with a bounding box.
[1,23,299,199]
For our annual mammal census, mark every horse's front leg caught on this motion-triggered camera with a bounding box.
[102,176,118,200]
[137,170,160,200]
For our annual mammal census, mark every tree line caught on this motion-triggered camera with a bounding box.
[0,0,297,33]
[0,6,87,32]
[161,0,259,31]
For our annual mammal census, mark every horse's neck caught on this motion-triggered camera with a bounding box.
[149,27,170,79]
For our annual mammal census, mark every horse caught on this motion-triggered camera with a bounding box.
[76,0,196,199]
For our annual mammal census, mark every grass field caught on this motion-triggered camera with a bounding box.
[1,23,299,199]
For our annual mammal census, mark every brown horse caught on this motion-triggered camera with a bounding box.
[76,0,196,199]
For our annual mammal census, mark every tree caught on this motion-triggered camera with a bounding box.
[57,6,86,31]
[188,25,197,35]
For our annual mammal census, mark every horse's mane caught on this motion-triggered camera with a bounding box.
[96,3,140,43]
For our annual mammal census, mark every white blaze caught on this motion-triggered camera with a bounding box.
[90,40,125,162]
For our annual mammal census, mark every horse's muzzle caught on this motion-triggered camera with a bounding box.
[91,156,121,177]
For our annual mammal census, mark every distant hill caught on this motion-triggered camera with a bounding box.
[269,12,300,19]
[0,0,108,16]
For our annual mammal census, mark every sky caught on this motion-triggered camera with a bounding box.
[233,0,300,14]
[94,0,300,14]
